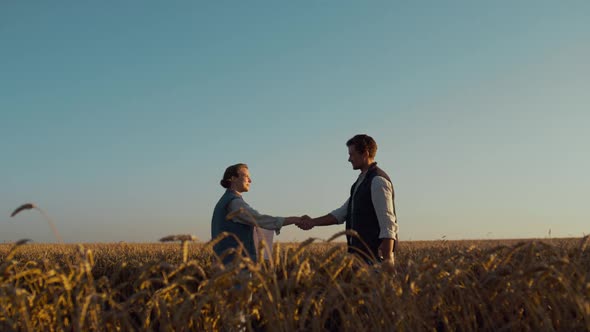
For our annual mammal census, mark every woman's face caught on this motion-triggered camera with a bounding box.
[231,167,252,193]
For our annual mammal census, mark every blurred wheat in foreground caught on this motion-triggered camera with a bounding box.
[0,236,589,331]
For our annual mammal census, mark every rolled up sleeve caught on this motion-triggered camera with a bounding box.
[227,199,285,235]
[329,198,349,224]
[371,176,398,239]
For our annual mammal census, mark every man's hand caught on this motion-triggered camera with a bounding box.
[296,215,314,230]
[377,238,395,263]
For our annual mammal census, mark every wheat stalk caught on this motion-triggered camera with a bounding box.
[10,203,63,243]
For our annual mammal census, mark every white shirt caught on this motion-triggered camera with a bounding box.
[329,174,398,239]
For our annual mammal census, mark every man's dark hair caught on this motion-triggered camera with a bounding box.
[346,134,377,159]
[220,163,248,188]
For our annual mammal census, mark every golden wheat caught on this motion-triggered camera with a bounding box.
[0,236,588,331]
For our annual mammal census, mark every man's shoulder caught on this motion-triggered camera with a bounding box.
[372,175,392,186]
[371,166,391,182]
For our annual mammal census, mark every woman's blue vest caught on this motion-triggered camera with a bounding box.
[211,190,256,264]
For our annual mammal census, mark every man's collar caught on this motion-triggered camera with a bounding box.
[360,162,377,174]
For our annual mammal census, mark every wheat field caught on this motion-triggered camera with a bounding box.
[1,236,589,331]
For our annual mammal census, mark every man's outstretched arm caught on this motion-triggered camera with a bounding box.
[297,198,348,230]
[298,213,339,230]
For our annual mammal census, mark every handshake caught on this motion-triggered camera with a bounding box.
[285,215,315,230]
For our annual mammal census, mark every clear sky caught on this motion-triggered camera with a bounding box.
[1,1,589,243]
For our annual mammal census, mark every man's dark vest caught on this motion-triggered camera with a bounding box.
[211,190,257,264]
[346,162,395,261]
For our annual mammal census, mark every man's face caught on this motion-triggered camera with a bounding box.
[232,167,252,193]
[348,145,368,170]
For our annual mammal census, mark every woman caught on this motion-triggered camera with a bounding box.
[211,163,302,264]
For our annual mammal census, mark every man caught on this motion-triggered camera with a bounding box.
[298,134,398,263]
[211,163,303,264]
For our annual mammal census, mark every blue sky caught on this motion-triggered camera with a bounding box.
[1,1,589,243]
